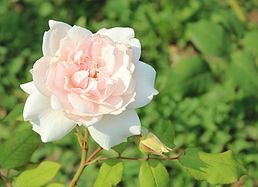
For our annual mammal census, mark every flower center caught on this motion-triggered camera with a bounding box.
[74,51,99,79]
[79,60,99,78]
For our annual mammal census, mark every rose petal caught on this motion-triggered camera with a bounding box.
[68,93,95,114]
[112,68,132,96]
[48,20,70,30]
[128,61,158,109]
[88,110,141,150]
[23,89,76,142]
[110,93,135,115]
[50,95,63,110]
[20,81,36,94]
[67,25,92,44]
[97,27,135,41]
[97,27,141,62]
[98,96,123,114]
[23,91,50,121]
[32,123,41,134]
[35,109,76,142]
[32,56,51,96]
[128,38,141,62]
[70,114,102,127]
[43,20,71,56]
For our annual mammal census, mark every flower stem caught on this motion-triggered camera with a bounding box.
[69,146,103,186]
[69,127,103,187]
[99,155,179,162]
[69,127,88,187]
[75,127,83,148]
[70,127,179,186]
[69,147,87,187]
[84,147,103,166]
[0,170,12,187]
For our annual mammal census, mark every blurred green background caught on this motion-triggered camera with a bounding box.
[0,0,258,186]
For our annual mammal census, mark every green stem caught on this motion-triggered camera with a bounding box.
[0,170,12,187]
[230,0,246,22]
[69,147,87,187]
[99,155,180,162]
[75,126,83,148]
[69,146,103,186]
[69,128,88,187]
[69,128,103,187]
[70,127,179,185]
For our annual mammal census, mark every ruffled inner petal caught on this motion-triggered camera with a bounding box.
[44,33,139,120]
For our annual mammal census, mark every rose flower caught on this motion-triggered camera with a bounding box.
[21,20,158,149]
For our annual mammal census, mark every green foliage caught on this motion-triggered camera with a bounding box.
[179,148,246,184]
[155,121,175,148]
[94,159,124,187]
[0,125,40,169]
[3,103,24,122]
[111,142,127,154]
[189,20,228,55]
[0,0,257,186]
[243,30,258,56]
[14,161,61,187]
[230,51,258,95]
[139,160,169,187]
[165,56,214,97]
[45,184,65,187]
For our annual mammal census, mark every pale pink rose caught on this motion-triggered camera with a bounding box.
[20,20,158,150]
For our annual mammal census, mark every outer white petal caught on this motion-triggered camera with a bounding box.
[129,38,141,62]
[97,27,135,41]
[66,25,92,43]
[23,90,76,142]
[32,123,41,134]
[128,61,158,109]
[80,116,103,127]
[43,20,71,56]
[20,81,36,94]
[50,95,63,110]
[97,27,141,62]
[32,56,51,96]
[88,110,141,150]
[36,110,76,142]
[23,91,50,121]
[49,20,70,30]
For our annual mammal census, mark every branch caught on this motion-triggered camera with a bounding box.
[70,128,179,186]
[84,147,103,166]
[75,127,83,148]
[99,155,180,162]
[69,145,103,187]
[0,170,12,187]
[69,128,89,187]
